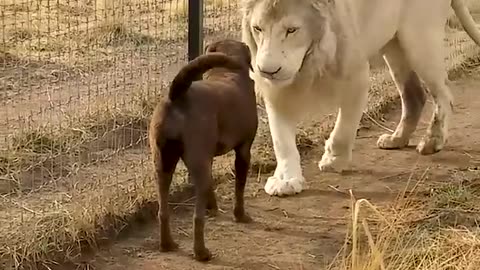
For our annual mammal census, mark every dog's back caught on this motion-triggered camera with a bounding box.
[168,52,247,101]
[149,50,255,154]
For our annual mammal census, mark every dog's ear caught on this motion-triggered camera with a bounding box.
[243,43,254,72]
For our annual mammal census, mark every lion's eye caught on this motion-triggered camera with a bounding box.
[253,25,262,32]
[286,27,298,36]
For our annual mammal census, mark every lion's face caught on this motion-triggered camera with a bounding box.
[243,0,330,87]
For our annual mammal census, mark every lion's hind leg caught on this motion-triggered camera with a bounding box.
[399,24,453,155]
[377,39,427,150]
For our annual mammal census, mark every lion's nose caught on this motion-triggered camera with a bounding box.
[258,66,282,76]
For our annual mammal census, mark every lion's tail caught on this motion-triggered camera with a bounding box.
[168,52,245,101]
[451,0,480,46]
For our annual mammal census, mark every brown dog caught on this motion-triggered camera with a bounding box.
[148,39,257,261]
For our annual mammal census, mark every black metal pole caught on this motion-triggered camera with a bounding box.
[187,0,203,185]
[188,0,203,62]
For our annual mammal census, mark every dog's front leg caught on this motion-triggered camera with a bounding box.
[264,102,305,196]
[233,141,254,223]
[319,68,369,173]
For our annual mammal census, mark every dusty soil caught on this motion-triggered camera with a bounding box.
[59,72,480,270]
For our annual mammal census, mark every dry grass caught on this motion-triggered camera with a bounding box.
[1,0,156,76]
[0,0,235,72]
[329,169,480,270]
[0,85,180,193]
[0,103,183,269]
[167,0,231,20]
[0,164,171,269]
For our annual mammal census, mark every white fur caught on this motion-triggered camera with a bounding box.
[241,0,480,196]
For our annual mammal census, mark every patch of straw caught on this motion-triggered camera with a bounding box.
[330,169,480,270]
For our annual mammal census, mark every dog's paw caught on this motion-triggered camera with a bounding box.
[194,247,213,262]
[318,152,350,173]
[234,212,253,223]
[264,175,305,196]
[234,206,253,223]
[377,133,409,149]
[160,240,179,252]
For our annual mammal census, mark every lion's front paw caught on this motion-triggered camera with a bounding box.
[416,134,445,155]
[377,134,409,149]
[318,152,350,173]
[264,175,305,196]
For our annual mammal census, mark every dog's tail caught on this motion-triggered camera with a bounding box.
[168,52,245,101]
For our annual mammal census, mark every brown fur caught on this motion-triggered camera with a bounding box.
[148,39,257,262]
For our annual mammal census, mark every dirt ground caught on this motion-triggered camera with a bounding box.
[55,71,478,270]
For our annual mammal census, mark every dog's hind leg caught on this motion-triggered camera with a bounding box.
[183,151,214,262]
[377,39,427,149]
[233,141,254,223]
[190,174,217,217]
[154,143,181,252]
[188,173,217,216]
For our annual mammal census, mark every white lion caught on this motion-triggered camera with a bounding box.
[241,0,480,196]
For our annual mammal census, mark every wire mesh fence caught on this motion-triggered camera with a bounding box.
[0,0,479,268]
[0,0,239,187]
[0,0,242,267]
